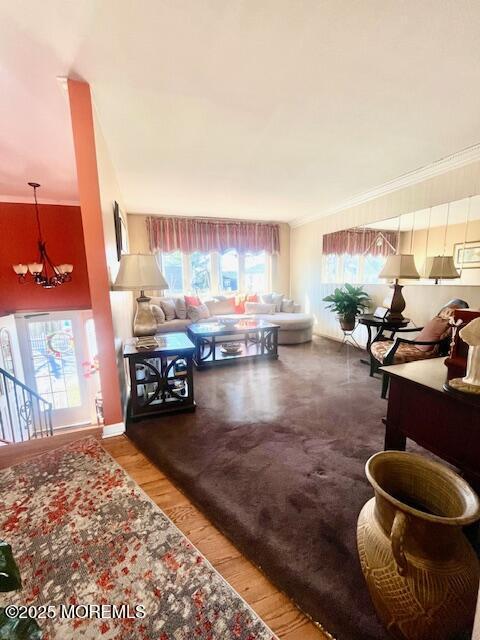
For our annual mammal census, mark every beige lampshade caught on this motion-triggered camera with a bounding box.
[379,254,420,280]
[424,255,460,280]
[112,253,169,290]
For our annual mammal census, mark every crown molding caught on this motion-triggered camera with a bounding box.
[290,142,480,228]
[0,195,80,206]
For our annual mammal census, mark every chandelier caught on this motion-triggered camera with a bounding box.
[12,182,73,289]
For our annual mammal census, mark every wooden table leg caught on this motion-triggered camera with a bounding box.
[384,419,407,451]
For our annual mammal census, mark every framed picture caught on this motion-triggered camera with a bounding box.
[454,240,480,269]
[113,201,129,261]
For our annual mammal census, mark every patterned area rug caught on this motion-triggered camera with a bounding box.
[0,438,277,640]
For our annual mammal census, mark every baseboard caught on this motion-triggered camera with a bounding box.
[102,422,126,438]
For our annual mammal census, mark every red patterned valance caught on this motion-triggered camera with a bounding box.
[322,228,397,257]
[147,216,280,255]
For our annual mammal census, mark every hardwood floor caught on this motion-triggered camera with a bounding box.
[103,435,331,640]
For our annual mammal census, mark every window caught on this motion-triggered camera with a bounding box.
[244,252,268,293]
[322,253,386,284]
[27,319,81,410]
[190,252,211,294]
[324,254,338,283]
[343,255,360,283]
[0,329,15,378]
[364,254,387,284]
[0,328,15,393]
[161,251,184,293]
[220,250,239,292]
[157,249,271,294]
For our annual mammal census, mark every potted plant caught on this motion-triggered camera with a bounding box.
[0,540,41,639]
[323,283,370,331]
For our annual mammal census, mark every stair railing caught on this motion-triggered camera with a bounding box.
[0,367,53,443]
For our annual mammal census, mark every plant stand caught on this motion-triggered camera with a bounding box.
[339,323,361,350]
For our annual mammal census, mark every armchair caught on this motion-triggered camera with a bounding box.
[370,299,469,398]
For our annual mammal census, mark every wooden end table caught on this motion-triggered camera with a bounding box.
[124,332,195,420]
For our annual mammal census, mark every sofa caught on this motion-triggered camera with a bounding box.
[148,294,313,345]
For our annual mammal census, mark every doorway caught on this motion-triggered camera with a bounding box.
[16,311,93,429]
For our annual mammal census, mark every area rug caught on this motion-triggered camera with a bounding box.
[127,337,410,640]
[0,438,277,640]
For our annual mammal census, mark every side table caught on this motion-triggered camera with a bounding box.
[123,332,195,420]
[358,314,410,376]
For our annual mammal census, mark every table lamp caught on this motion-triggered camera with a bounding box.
[112,253,169,337]
[379,254,420,321]
[424,255,460,285]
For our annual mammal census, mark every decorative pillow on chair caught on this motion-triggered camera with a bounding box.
[184,295,201,307]
[244,302,276,314]
[160,298,176,321]
[187,303,210,322]
[415,316,451,352]
[151,304,165,324]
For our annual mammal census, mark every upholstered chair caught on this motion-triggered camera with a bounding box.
[370,299,469,398]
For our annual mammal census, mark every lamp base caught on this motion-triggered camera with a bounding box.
[133,292,157,337]
[384,282,406,322]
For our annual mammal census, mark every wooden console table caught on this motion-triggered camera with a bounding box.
[381,358,480,485]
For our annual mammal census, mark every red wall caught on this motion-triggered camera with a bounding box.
[0,202,91,314]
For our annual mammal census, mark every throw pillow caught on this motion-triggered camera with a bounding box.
[281,298,295,313]
[187,303,211,322]
[160,297,176,321]
[234,294,245,314]
[151,304,165,324]
[244,302,276,315]
[271,292,284,312]
[174,297,187,320]
[205,297,236,315]
[184,295,201,307]
[415,316,450,352]
[261,293,273,304]
[246,293,258,302]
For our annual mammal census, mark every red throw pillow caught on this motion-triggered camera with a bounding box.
[184,295,201,307]
[246,293,258,303]
[415,316,450,352]
[235,294,245,314]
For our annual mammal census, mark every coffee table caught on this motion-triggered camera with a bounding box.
[187,319,279,369]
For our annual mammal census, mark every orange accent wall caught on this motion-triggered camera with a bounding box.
[67,79,123,426]
[0,202,91,314]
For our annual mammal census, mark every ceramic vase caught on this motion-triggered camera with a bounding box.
[357,451,480,640]
[464,344,480,386]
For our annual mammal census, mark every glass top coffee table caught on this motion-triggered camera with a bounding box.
[187,318,279,368]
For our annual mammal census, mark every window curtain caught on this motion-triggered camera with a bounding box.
[147,216,280,255]
[322,228,397,257]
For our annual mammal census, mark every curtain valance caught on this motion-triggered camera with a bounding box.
[147,216,280,255]
[322,228,397,257]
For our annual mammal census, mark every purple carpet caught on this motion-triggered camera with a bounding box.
[127,337,396,639]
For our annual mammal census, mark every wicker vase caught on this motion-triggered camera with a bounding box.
[357,451,480,640]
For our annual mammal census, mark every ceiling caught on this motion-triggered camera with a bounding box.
[2,1,480,221]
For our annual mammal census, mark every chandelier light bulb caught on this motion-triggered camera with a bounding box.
[12,264,28,275]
